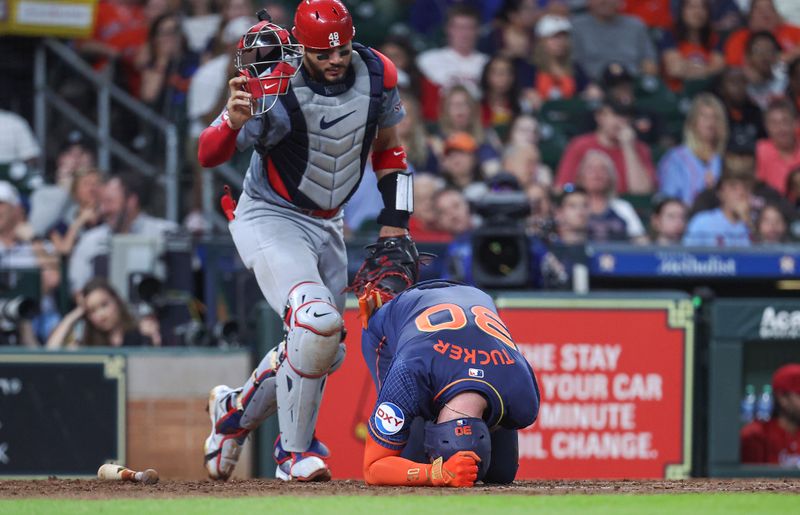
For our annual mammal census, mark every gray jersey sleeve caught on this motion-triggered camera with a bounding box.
[378,87,405,129]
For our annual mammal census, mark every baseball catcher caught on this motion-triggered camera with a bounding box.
[352,272,541,487]
[197,0,414,482]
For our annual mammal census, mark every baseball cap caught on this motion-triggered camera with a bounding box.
[600,98,636,118]
[223,16,258,45]
[536,15,571,38]
[0,180,21,206]
[772,363,800,395]
[444,132,478,154]
[602,62,635,89]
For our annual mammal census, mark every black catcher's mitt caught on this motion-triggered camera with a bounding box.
[346,235,431,301]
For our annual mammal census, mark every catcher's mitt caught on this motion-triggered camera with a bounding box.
[346,236,432,303]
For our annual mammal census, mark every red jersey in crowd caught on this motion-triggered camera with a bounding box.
[741,418,800,467]
[724,24,800,66]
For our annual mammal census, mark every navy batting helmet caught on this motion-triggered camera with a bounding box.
[423,417,491,481]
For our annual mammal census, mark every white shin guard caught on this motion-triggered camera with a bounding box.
[277,283,343,452]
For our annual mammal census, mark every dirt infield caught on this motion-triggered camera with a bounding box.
[1,479,799,499]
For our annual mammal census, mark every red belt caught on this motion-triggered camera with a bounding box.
[299,206,340,219]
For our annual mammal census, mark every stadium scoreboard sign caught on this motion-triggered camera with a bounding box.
[0,353,126,477]
[497,294,694,479]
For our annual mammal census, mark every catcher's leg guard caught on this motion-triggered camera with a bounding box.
[277,282,343,452]
[239,346,281,430]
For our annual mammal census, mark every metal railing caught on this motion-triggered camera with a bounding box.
[33,38,180,223]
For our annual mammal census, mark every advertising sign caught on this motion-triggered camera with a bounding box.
[0,0,97,38]
[316,295,693,479]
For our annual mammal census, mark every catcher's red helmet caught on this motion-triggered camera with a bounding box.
[292,0,354,50]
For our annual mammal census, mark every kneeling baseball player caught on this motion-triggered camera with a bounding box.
[349,248,541,487]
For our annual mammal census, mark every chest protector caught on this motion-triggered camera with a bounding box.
[256,44,384,211]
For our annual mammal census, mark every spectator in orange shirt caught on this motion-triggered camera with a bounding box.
[741,363,800,467]
[529,14,587,109]
[555,99,657,194]
[724,0,800,67]
[756,98,800,195]
[661,0,725,92]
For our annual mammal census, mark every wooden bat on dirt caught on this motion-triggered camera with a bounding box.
[97,464,159,485]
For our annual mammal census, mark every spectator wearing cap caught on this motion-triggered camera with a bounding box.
[416,5,489,121]
[724,0,800,67]
[682,169,753,246]
[744,31,788,111]
[574,149,648,243]
[570,0,659,82]
[658,93,728,206]
[660,0,725,93]
[438,132,485,202]
[598,62,662,145]
[650,197,688,245]
[741,363,800,466]
[756,98,800,195]
[528,14,588,109]
[556,99,657,194]
[713,66,766,153]
[0,181,37,270]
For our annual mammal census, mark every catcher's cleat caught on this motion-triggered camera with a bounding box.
[204,385,249,480]
[274,435,332,482]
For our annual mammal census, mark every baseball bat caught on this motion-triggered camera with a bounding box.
[97,464,159,485]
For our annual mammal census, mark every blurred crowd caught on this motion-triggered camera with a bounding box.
[3,0,800,347]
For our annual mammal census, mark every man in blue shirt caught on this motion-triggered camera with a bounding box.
[683,170,752,246]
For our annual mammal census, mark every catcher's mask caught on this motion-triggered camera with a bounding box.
[235,12,304,114]
[424,417,491,481]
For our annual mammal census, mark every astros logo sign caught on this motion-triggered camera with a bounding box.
[374,402,405,435]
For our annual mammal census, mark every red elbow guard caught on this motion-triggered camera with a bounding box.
[197,118,239,168]
[372,146,407,172]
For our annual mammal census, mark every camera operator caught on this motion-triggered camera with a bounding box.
[443,173,569,289]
